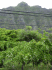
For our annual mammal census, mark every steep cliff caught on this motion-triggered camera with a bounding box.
[0,2,52,32]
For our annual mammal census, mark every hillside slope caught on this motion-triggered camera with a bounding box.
[0,2,52,31]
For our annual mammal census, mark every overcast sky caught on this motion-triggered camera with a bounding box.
[0,0,52,9]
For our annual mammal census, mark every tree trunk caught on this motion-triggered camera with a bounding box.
[33,62,34,67]
[21,64,24,70]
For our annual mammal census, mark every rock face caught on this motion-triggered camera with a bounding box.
[0,2,52,32]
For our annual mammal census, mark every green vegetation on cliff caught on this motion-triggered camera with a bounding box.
[0,2,52,32]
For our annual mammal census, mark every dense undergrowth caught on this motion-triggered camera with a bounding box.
[0,28,52,70]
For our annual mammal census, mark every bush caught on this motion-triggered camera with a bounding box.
[48,33,52,43]
[16,30,41,42]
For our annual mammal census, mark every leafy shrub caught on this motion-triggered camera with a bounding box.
[4,60,18,70]
[48,33,52,43]
[16,30,41,41]
[0,28,52,70]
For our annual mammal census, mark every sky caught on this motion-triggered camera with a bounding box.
[0,0,52,9]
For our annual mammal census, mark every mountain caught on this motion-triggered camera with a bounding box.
[0,2,52,32]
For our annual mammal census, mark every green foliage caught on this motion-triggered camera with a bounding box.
[16,29,41,41]
[48,33,52,43]
[25,26,32,30]
[0,28,52,70]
